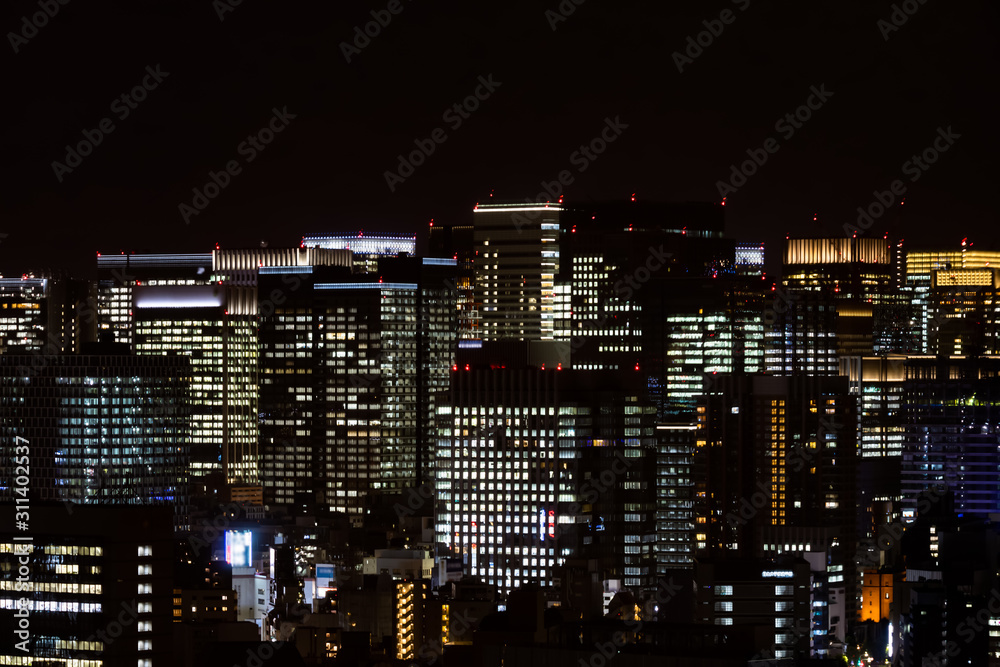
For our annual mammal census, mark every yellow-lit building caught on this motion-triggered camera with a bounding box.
[860,571,893,622]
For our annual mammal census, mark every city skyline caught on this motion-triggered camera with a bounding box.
[4,1,1000,664]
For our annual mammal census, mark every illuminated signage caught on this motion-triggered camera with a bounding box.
[316,564,335,588]
[225,530,252,567]
[762,570,794,578]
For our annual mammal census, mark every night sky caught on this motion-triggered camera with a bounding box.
[3,0,997,277]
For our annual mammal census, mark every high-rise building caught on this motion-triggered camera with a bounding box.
[435,361,659,594]
[0,276,93,356]
[650,277,767,418]
[903,242,1000,353]
[0,503,174,665]
[97,252,214,345]
[782,238,892,300]
[133,284,257,486]
[765,288,840,375]
[434,366,569,595]
[927,267,999,355]
[654,422,696,574]
[775,237,894,366]
[99,247,353,488]
[840,355,907,459]
[428,220,476,340]
[259,258,457,515]
[901,356,1000,521]
[97,247,351,344]
[472,201,562,341]
[545,200,760,421]
[695,374,858,627]
[0,349,192,530]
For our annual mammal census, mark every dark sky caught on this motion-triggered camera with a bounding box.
[3,0,997,277]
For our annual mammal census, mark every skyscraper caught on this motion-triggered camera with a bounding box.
[472,201,562,341]
[0,350,191,529]
[774,237,894,368]
[696,373,858,634]
[435,360,659,594]
[0,276,93,356]
[901,356,1000,521]
[259,257,457,515]
[903,242,1000,353]
[132,284,257,486]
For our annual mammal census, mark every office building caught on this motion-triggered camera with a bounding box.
[654,422,696,574]
[693,557,811,659]
[901,356,1000,521]
[695,373,858,630]
[903,242,1000,353]
[97,252,214,345]
[97,247,351,344]
[428,220,476,340]
[133,283,257,485]
[0,276,93,356]
[774,237,894,366]
[0,350,191,530]
[259,257,457,515]
[472,201,562,341]
[0,503,174,665]
[435,366,569,595]
[435,363,658,594]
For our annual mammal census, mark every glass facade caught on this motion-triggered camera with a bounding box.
[0,354,191,530]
